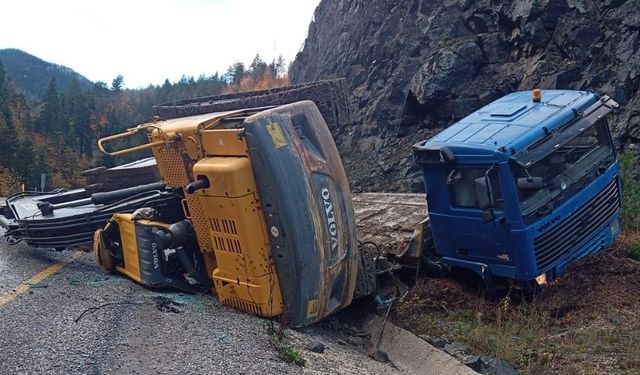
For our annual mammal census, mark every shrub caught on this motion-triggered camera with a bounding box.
[0,166,20,196]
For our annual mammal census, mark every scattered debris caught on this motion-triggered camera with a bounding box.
[444,342,470,357]
[467,357,519,375]
[369,349,391,363]
[420,335,448,349]
[153,296,183,314]
[423,336,519,375]
[307,341,325,353]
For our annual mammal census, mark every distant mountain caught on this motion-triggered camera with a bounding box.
[0,48,93,99]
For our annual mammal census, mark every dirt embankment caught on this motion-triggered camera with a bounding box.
[392,243,640,374]
[540,245,640,325]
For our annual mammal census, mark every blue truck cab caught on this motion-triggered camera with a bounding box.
[413,90,621,287]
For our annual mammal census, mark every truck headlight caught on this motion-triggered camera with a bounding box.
[535,273,547,286]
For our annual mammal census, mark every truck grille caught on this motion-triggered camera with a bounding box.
[534,179,620,271]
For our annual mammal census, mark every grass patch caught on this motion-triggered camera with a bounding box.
[398,295,640,373]
[617,231,640,261]
[397,294,551,371]
[549,324,640,372]
[619,152,640,230]
[630,243,640,261]
[265,321,306,367]
[462,298,549,372]
[617,152,640,261]
[282,347,306,366]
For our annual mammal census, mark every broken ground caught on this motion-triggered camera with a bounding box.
[392,240,640,374]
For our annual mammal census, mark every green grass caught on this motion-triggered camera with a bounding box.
[398,295,640,374]
[282,347,306,366]
[618,152,640,262]
[265,322,306,367]
[619,152,640,230]
[630,244,640,261]
[399,297,550,371]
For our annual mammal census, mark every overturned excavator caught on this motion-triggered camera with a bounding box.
[94,99,368,327]
[0,81,420,327]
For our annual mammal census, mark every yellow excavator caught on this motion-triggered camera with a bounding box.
[94,99,370,327]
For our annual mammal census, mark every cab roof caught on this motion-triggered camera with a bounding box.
[426,90,599,158]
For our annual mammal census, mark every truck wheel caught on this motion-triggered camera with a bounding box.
[354,248,377,298]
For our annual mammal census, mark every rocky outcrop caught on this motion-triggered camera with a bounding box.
[291,0,640,192]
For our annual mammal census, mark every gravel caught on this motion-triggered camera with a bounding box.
[0,243,397,374]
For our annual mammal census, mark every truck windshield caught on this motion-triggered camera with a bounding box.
[513,119,614,219]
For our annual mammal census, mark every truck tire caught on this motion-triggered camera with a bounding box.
[354,248,377,298]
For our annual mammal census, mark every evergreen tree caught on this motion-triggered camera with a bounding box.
[249,55,267,80]
[93,81,109,92]
[15,139,37,187]
[272,55,286,77]
[160,78,172,102]
[12,93,27,122]
[0,111,18,167]
[225,62,245,85]
[0,60,7,104]
[63,78,92,156]
[111,75,124,92]
[36,77,62,133]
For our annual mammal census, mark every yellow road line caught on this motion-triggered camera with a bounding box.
[0,251,84,308]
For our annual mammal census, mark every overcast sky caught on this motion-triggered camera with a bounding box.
[0,0,320,88]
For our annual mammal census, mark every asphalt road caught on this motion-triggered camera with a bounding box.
[0,236,398,375]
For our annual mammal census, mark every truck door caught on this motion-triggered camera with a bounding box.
[436,165,515,277]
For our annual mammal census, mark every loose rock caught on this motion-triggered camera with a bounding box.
[307,341,325,354]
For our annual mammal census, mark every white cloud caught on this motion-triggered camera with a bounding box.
[0,0,319,88]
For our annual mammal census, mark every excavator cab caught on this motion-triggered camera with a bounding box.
[95,101,361,327]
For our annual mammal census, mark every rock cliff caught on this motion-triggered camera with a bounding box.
[291,0,640,192]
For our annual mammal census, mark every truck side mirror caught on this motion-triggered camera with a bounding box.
[474,176,493,210]
[517,176,544,191]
